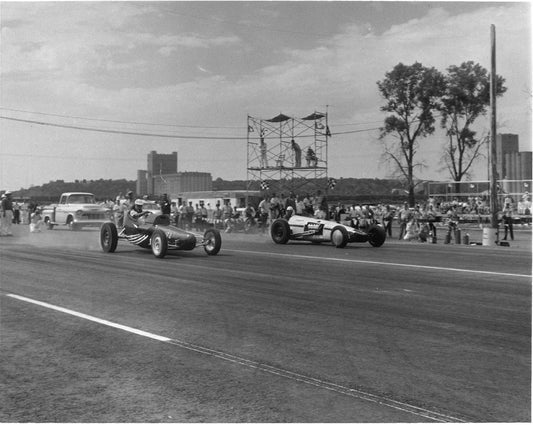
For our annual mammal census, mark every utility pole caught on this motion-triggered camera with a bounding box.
[489,24,499,231]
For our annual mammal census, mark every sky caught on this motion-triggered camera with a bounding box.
[0,1,531,191]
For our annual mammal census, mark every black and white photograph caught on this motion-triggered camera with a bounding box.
[1,1,531,422]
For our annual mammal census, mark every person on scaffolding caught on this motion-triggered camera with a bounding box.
[306,147,318,167]
[291,139,302,168]
[259,134,268,168]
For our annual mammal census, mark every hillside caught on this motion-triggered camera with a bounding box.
[11,177,419,204]
[12,179,137,201]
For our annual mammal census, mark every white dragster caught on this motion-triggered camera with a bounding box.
[270,214,386,248]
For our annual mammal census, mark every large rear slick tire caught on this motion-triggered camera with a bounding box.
[331,226,349,248]
[100,222,118,253]
[368,225,386,247]
[203,228,222,255]
[151,229,168,258]
[270,219,290,244]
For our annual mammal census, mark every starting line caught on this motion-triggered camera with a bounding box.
[6,293,467,423]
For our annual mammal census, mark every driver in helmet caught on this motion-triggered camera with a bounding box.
[284,205,294,219]
[128,199,150,225]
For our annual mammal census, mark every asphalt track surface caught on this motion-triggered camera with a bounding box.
[1,227,531,422]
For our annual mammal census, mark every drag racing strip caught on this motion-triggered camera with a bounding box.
[6,293,467,423]
[224,249,532,279]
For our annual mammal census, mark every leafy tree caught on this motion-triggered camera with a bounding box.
[377,62,446,206]
[439,61,507,183]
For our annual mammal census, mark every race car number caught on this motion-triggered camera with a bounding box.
[304,222,324,235]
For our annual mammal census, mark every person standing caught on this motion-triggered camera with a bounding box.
[1,192,14,236]
[258,196,270,230]
[259,137,268,168]
[291,139,302,168]
[397,203,411,240]
[116,190,133,227]
[222,201,233,232]
[160,193,171,215]
[13,201,20,224]
[295,195,305,216]
[185,201,195,229]
[270,193,281,219]
[199,201,208,230]
[206,202,214,225]
[170,201,179,226]
[425,204,438,242]
[213,202,223,229]
[382,205,394,238]
[502,203,514,241]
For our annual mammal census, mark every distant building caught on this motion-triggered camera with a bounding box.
[496,134,520,180]
[496,134,532,196]
[153,172,212,198]
[137,150,212,198]
[428,133,532,203]
[136,170,148,196]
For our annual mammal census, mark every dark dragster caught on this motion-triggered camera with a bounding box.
[100,212,221,258]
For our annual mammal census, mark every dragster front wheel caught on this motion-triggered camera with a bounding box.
[100,222,118,253]
[151,229,168,258]
[203,228,222,255]
[331,226,349,248]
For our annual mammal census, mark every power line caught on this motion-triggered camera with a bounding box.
[0,152,142,162]
[0,116,246,140]
[0,107,242,130]
[0,115,381,139]
[0,106,384,130]
[0,152,244,164]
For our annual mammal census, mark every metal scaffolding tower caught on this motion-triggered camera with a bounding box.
[246,111,330,195]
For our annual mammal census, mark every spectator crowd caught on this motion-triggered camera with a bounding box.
[1,187,530,244]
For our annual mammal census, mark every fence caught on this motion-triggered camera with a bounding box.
[427,179,532,214]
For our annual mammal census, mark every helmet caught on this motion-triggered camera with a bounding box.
[134,199,143,206]
[286,206,294,211]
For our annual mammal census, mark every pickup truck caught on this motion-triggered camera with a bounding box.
[42,192,110,230]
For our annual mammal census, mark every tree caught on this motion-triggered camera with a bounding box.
[377,62,445,206]
[439,61,507,183]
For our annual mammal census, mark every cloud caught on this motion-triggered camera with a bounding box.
[0,2,530,189]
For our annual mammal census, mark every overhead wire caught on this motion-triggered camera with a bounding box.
[0,107,242,129]
[0,113,382,139]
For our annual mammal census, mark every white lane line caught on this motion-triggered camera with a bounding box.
[6,293,466,423]
[6,294,171,342]
[224,249,532,279]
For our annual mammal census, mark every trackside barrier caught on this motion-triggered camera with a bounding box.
[482,227,498,246]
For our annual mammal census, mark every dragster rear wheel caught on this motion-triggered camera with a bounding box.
[100,222,118,253]
[203,228,222,255]
[271,219,290,244]
[368,225,386,247]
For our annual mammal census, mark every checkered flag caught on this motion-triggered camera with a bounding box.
[260,180,270,190]
[328,177,337,189]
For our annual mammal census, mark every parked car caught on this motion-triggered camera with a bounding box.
[42,192,109,230]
